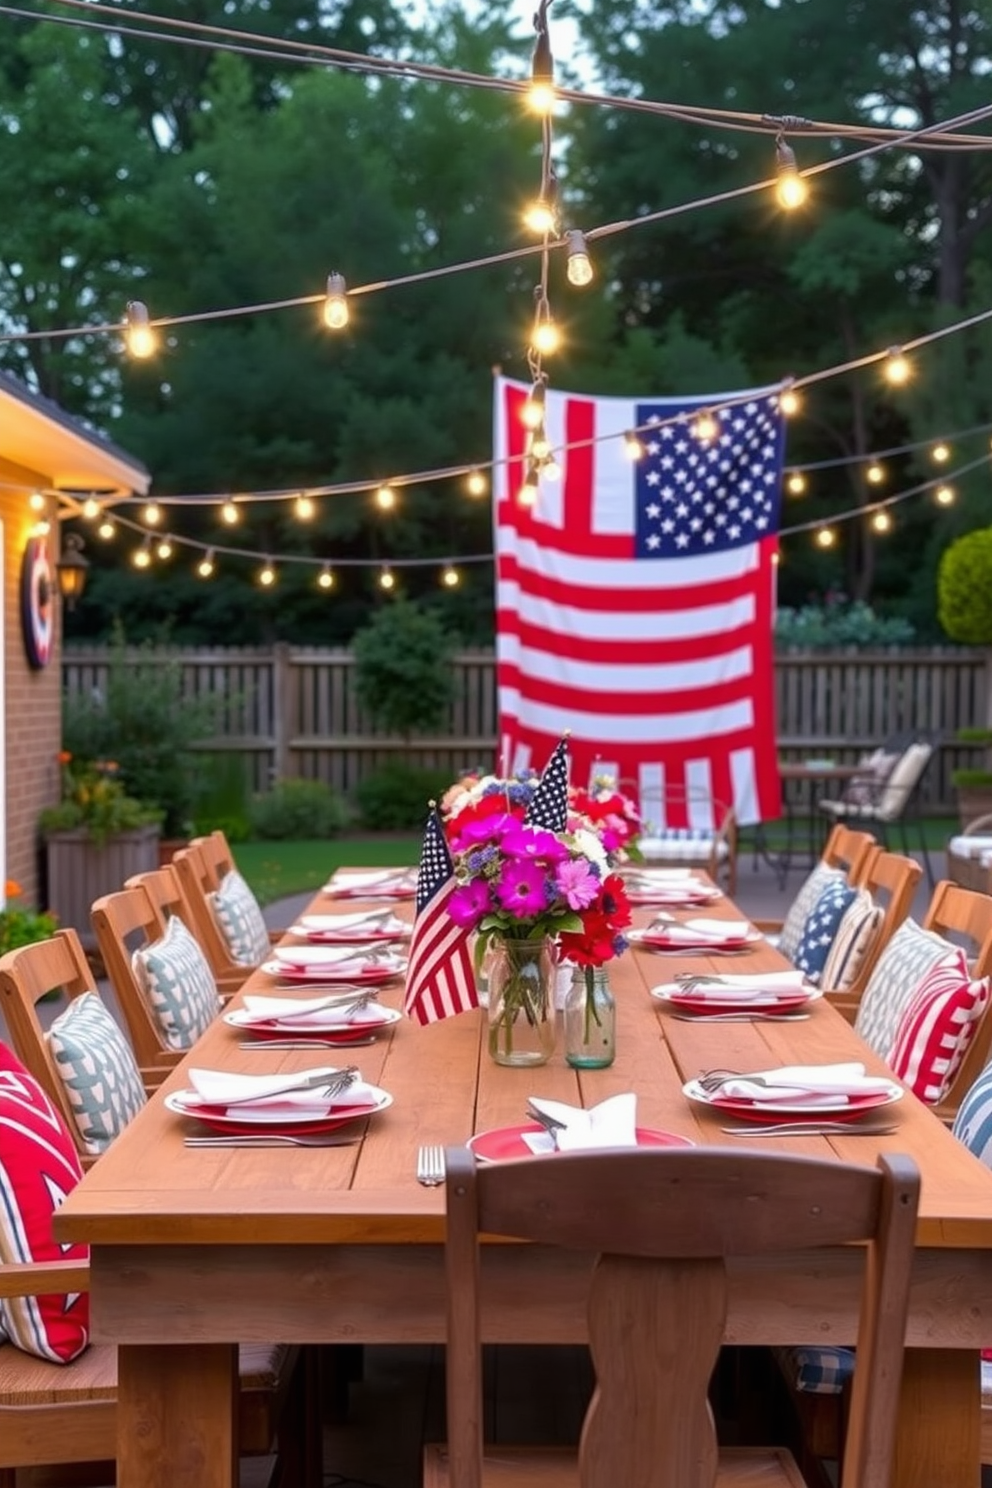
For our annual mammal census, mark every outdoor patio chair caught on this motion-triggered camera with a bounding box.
[424,1145,919,1488]
[946,812,992,894]
[750,824,879,943]
[127,861,247,994]
[635,784,738,895]
[818,730,941,886]
[172,833,281,981]
[821,848,922,1017]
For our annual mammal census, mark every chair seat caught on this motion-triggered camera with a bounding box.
[424,1444,807,1487]
[640,832,730,862]
[948,834,992,862]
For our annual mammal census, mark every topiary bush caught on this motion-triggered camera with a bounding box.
[247,778,350,840]
[352,598,456,738]
[937,526,992,644]
[356,763,453,831]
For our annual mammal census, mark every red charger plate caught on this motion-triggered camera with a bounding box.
[682,1079,903,1124]
[261,960,404,985]
[165,1088,391,1136]
[654,989,819,1015]
[467,1122,695,1163]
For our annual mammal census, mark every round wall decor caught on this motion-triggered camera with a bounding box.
[20,536,54,670]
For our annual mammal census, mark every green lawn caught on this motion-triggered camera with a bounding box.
[233,837,421,905]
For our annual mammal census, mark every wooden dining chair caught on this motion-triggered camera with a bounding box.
[172,834,281,985]
[822,848,922,1017]
[921,881,992,1125]
[127,861,246,994]
[820,825,877,885]
[636,785,738,895]
[425,1146,919,1488]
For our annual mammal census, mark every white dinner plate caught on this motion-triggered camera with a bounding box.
[223,1005,402,1034]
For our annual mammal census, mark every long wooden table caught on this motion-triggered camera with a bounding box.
[55,873,992,1488]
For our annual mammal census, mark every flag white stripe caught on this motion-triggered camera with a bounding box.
[510,694,755,743]
[501,581,757,644]
[731,747,759,823]
[510,640,754,693]
[502,531,761,589]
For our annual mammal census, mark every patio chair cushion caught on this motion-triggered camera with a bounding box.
[886,950,990,1104]
[952,1052,992,1164]
[819,888,884,992]
[0,1043,90,1362]
[774,1344,854,1396]
[638,831,729,863]
[793,878,859,985]
[778,863,845,961]
[132,913,223,1050]
[47,993,147,1156]
[854,918,959,1059]
[208,868,271,967]
[843,749,899,806]
[947,834,992,861]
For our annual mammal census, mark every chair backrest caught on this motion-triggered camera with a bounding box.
[922,880,992,1121]
[0,928,99,1155]
[171,839,250,986]
[876,737,938,821]
[442,1146,919,1488]
[821,825,878,886]
[90,880,178,1068]
[635,785,737,894]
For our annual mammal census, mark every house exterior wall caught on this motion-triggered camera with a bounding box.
[0,457,63,910]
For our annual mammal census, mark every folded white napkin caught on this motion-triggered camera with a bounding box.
[275,943,378,968]
[626,867,696,883]
[242,993,384,1026]
[658,970,808,1002]
[325,870,415,896]
[187,1065,379,1110]
[647,918,751,945]
[525,1092,637,1152]
[297,911,406,935]
[712,1062,896,1106]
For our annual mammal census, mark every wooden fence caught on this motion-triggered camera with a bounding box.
[63,643,992,813]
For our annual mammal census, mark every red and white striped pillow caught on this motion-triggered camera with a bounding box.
[886,949,990,1104]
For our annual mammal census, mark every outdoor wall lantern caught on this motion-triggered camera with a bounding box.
[55,532,90,609]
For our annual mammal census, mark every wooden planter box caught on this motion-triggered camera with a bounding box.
[43,825,161,949]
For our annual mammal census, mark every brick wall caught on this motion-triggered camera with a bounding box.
[1,461,63,910]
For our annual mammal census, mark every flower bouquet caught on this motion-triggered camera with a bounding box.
[568,774,642,862]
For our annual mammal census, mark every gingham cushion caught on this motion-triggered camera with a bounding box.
[820,889,884,992]
[47,993,146,1156]
[793,879,858,986]
[953,1060,992,1164]
[132,914,222,1051]
[853,918,959,1058]
[778,864,845,961]
[775,1344,854,1396]
[208,869,271,966]
[888,951,991,1104]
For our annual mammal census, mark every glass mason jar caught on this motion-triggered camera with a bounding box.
[486,935,557,1067]
[563,966,616,1069]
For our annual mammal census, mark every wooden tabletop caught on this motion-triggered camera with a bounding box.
[55,868,992,1254]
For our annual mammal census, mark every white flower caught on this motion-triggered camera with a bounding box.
[571,826,608,872]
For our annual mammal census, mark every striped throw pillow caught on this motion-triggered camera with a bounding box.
[953,1062,992,1165]
[887,950,990,1104]
[779,864,845,961]
[854,918,958,1059]
[820,889,884,992]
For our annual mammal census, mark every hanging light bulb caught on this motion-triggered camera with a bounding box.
[541,454,561,482]
[221,499,240,525]
[521,382,546,431]
[774,137,808,210]
[780,385,802,416]
[133,538,152,569]
[124,300,156,359]
[465,470,487,497]
[532,314,560,355]
[375,483,396,510]
[866,462,885,485]
[565,230,593,287]
[935,483,956,506]
[786,471,807,496]
[523,196,557,235]
[692,410,720,443]
[258,559,276,587]
[197,550,215,578]
[623,430,644,461]
[156,535,174,560]
[295,493,315,520]
[518,461,540,508]
[142,501,162,526]
[884,347,912,385]
[771,549,782,567]
[317,564,334,590]
[28,491,46,513]
[815,527,836,548]
[931,443,950,463]
[529,423,551,462]
[81,497,101,521]
[322,273,349,330]
[871,510,892,533]
[528,22,554,113]
[379,567,395,590]
[442,566,460,588]
[97,518,116,540]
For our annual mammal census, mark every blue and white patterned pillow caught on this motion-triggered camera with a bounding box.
[208,869,270,967]
[132,914,222,1051]
[793,878,858,985]
[47,993,146,1156]
[952,1062,992,1164]
[854,918,959,1059]
[820,889,884,992]
[778,864,845,961]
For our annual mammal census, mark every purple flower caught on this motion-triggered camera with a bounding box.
[451,812,516,852]
[448,881,492,926]
[466,845,497,874]
[494,859,547,917]
[501,822,569,863]
[555,858,602,909]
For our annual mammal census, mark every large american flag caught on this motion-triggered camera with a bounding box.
[403,807,478,1025]
[494,376,787,829]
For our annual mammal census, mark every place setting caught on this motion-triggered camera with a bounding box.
[224,987,403,1047]
[260,941,408,984]
[628,914,761,954]
[285,908,411,944]
[619,868,723,908]
[682,1061,905,1136]
[651,969,821,1020]
[322,869,417,901]
[166,1062,393,1144]
[467,1092,695,1162]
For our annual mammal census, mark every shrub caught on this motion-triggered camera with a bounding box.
[356,763,453,831]
[38,754,161,846]
[0,881,57,954]
[352,599,456,738]
[247,778,349,840]
[937,527,992,645]
[775,594,915,649]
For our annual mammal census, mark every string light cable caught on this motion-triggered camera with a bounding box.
[779,449,992,540]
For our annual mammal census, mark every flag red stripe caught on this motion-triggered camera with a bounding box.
[498,548,760,611]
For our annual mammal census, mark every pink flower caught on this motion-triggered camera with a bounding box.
[448,881,492,926]
[555,858,601,909]
[500,822,569,863]
[450,811,516,854]
[495,859,548,917]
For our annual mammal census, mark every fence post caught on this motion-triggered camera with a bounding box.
[272,642,291,783]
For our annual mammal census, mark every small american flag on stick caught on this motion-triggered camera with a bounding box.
[403,807,478,1025]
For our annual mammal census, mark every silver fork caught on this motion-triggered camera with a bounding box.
[670,1012,810,1023]
[416,1144,446,1186]
[698,1068,774,1094]
[720,1122,899,1138]
[239,1037,377,1050]
[185,1133,361,1148]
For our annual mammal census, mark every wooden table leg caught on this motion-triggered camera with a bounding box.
[118,1342,238,1488]
[891,1349,980,1488]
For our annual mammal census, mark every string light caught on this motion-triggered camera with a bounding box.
[692,410,719,442]
[258,558,276,586]
[28,491,45,513]
[531,309,560,356]
[541,454,561,481]
[815,527,836,548]
[523,195,557,236]
[935,483,956,505]
[142,501,162,525]
[156,535,174,559]
[375,483,396,510]
[322,273,349,330]
[442,565,459,587]
[221,499,240,525]
[521,382,546,430]
[528,10,554,115]
[97,518,116,540]
[529,425,551,461]
[565,230,593,287]
[133,537,152,568]
[884,347,912,385]
[774,136,809,209]
[81,497,101,520]
[295,493,315,520]
[786,471,807,495]
[465,470,487,496]
[197,549,215,577]
[124,300,156,359]
[932,442,950,463]
[780,385,802,416]
[623,431,644,460]
[866,462,885,484]
[317,564,334,589]
[871,510,893,533]
[379,567,395,590]
[518,461,540,507]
